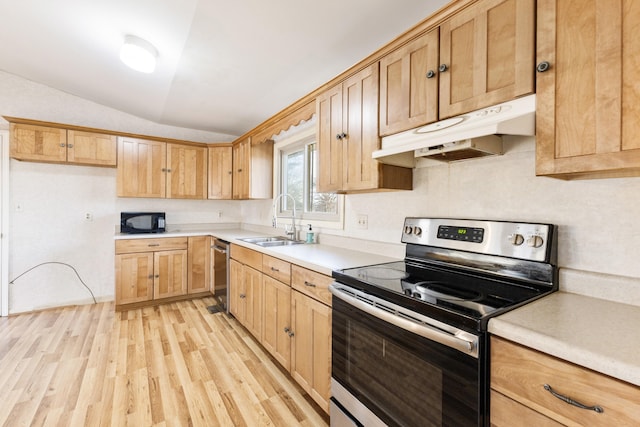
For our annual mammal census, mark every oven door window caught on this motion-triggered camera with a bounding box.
[332,297,482,427]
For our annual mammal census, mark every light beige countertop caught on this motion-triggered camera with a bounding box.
[115,225,402,276]
[488,292,640,387]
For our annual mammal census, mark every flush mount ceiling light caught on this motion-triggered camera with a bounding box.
[120,35,157,73]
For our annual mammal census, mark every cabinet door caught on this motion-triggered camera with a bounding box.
[115,252,154,306]
[67,130,117,167]
[439,0,535,118]
[188,236,211,294]
[153,249,188,299]
[342,63,381,191]
[10,123,67,162]
[229,259,245,322]
[166,143,207,199]
[117,137,166,198]
[317,83,344,193]
[536,0,640,178]
[262,276,292,370]
[208,145,233,199]
[243,266,263,341]
[290,290,331,413]
[232,138,250,199]
[379,29,440,136]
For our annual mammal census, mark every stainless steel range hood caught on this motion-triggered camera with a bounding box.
[373,94,535,167]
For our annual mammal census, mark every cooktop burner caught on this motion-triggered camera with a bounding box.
[333,260,548,331]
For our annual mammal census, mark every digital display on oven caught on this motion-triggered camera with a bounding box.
[437,225,484,243]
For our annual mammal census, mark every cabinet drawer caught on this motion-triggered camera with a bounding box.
[230,244,262,270]
[291,265,332,307]
[491,337,640,426]
[115,237,188,254]
[263,255,291,284]
[490,390,562,427]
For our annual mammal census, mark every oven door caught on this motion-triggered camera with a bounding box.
[330,283,484,427]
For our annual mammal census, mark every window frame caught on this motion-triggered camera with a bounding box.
[272,119,344,229]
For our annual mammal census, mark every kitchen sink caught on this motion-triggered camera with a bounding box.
[240,236,305,247]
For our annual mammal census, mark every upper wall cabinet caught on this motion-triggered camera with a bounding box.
[208,144,233,200]
[439,0,535,118]
[317,63,413,193]
[10,123,117,167]
[232,136,273,200]
[117,136,207,199]
[379,29,440,137]
[536,0,640,179]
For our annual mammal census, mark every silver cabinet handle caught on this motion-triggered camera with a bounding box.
[239,294,246,299]
[60,143,66,147]
[304,281,316,287]
[271,267,279,272]
[148,243,160,247]
[67,143,74,148]
[543,384,604,413]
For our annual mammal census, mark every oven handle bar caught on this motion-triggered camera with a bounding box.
[330,283,478,358]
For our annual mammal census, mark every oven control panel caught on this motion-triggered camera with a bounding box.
[402,218,554,262]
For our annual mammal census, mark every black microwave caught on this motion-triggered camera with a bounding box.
[120,212,166,234]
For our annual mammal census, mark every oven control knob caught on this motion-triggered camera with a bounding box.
[404,225,413,235]
[508,233,524,246]
[526,235,544,248]
[414,226,423,236]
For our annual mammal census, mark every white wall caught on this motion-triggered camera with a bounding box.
[1,71,241,313]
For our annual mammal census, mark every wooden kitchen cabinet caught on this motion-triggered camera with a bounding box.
[262,275,292,370]
[438,0,535,119]
[115,237,189,310]
[290,289,332,413]
[117,137,166,197]
[153,249,188,299]
[207,144,233,199]
[262,255,292,370]
[232,136,273,199]
[229,245,263,340]
[114,252,154,306]
[317,63,412,193]
[379,28,440,136]
[535,0,640,179]
[66,130,117,166]
[490,336,640,426]
[187,236,211,294]
[10,123,117,167]
[166,143,208,199]
[117,136,208,198]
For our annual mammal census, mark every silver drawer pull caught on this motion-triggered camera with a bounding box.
[304,281,316,287]
[271,267,279,272]
[543,384,604,413]
[148,243,160,247]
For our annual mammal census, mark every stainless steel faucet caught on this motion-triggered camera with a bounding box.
[273,193,297,240]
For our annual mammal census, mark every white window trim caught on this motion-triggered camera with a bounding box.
[272,119,344,231]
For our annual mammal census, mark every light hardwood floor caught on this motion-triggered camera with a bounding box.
[0,297,329,426]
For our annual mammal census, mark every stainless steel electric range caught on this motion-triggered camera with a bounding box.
[329,218,557,427]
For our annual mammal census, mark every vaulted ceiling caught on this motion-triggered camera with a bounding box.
[0,0,448,136]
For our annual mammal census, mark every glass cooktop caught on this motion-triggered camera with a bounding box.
[332,260,548,331]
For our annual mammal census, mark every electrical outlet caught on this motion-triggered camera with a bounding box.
[357,214,368,229]
[85,213,93,221]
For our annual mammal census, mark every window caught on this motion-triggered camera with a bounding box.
[278,135,339,221]
[280,137,338,217]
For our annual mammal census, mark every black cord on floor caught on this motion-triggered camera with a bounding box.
[9,262,97,304]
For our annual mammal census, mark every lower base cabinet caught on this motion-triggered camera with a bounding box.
[290,289,331,412]
[490,336,640,426]
[229,244,332,413]
[115,236,212,311]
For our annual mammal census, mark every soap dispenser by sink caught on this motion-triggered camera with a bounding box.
[306,224,315,244]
